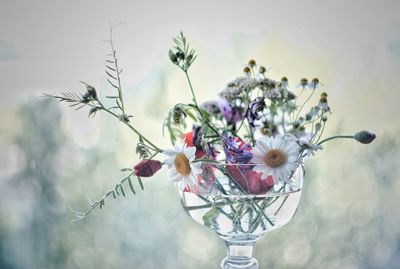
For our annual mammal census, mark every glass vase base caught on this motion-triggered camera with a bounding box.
[221,241,259,269]
[221,257,259,269]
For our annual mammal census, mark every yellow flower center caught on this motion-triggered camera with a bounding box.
[264,149,286,168]
[174,153,191,176]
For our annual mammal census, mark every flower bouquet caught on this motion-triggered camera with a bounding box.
[46,28,375,269]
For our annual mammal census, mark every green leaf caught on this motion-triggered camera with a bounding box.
[137,176,144,190]
[184,109,197,121]
[128,177,136,194]
[106,65,116,71]
[116,99,122,109]
[121,168,133,172]
[105,70,117,80]
[120,185,126,197]
[107,79,119,89]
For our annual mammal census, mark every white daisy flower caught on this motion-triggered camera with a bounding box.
[250,136,300,184]
[164,141,203,191]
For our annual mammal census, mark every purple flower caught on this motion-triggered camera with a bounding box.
[201,100,220,115]
[219,77,258,99]
[246,97,266,128]
[221,133,252,164]
[218,99,243,125]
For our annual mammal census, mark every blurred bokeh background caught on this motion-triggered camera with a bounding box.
[1,0,400,268]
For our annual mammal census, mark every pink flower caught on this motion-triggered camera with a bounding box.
[227,165,274,194]
[133,160,162,177]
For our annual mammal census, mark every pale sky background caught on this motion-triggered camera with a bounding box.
[1,0,400,147]
[1,0,400,268]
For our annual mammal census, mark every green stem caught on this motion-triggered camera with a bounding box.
[315,121,326,143]
[317,135,354,146]
[109,24,126,114]
[281,101,287,134]
[236,74,255,134]
[184,76,220,137]
[184,71,201,113]
[71,171,134,222]
[295,87,316,123]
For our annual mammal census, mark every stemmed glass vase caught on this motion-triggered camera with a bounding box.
[180,163,304,269]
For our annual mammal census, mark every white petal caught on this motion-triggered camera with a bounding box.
[253,165,265,172]
[275,137,284,149]
[253,165,271,176]
[167,169,181,182]
[270,171,279,184]
[251,147,264,157]
[174,140,186,152]
[185,146,197,161]
[190,163,203,175]
[268,136,276,149]
[287,155,299,163]
[163,149,179,157]
[184,174,196,190]
[256,139,268,152]
[285,143,299,153]
[251,156,264,164]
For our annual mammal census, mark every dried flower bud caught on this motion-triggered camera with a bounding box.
[133,159,162,177]
[243,66,251,74]
[176,51,185,60]
[86,85,97,99]
[354,130,376,144]
[136,141,150,159]
[248,59,256,67]
[315,122,322,131]
[321,92,328,98]
[318,97,329,112]
[119,113,132,123]
[321,115,328,122]
[81,83,97,103]
[168,50,178,64]
[259,66,266,74]
[300,78,308,87]
[281,77,288,82]
[309,78,321,89]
